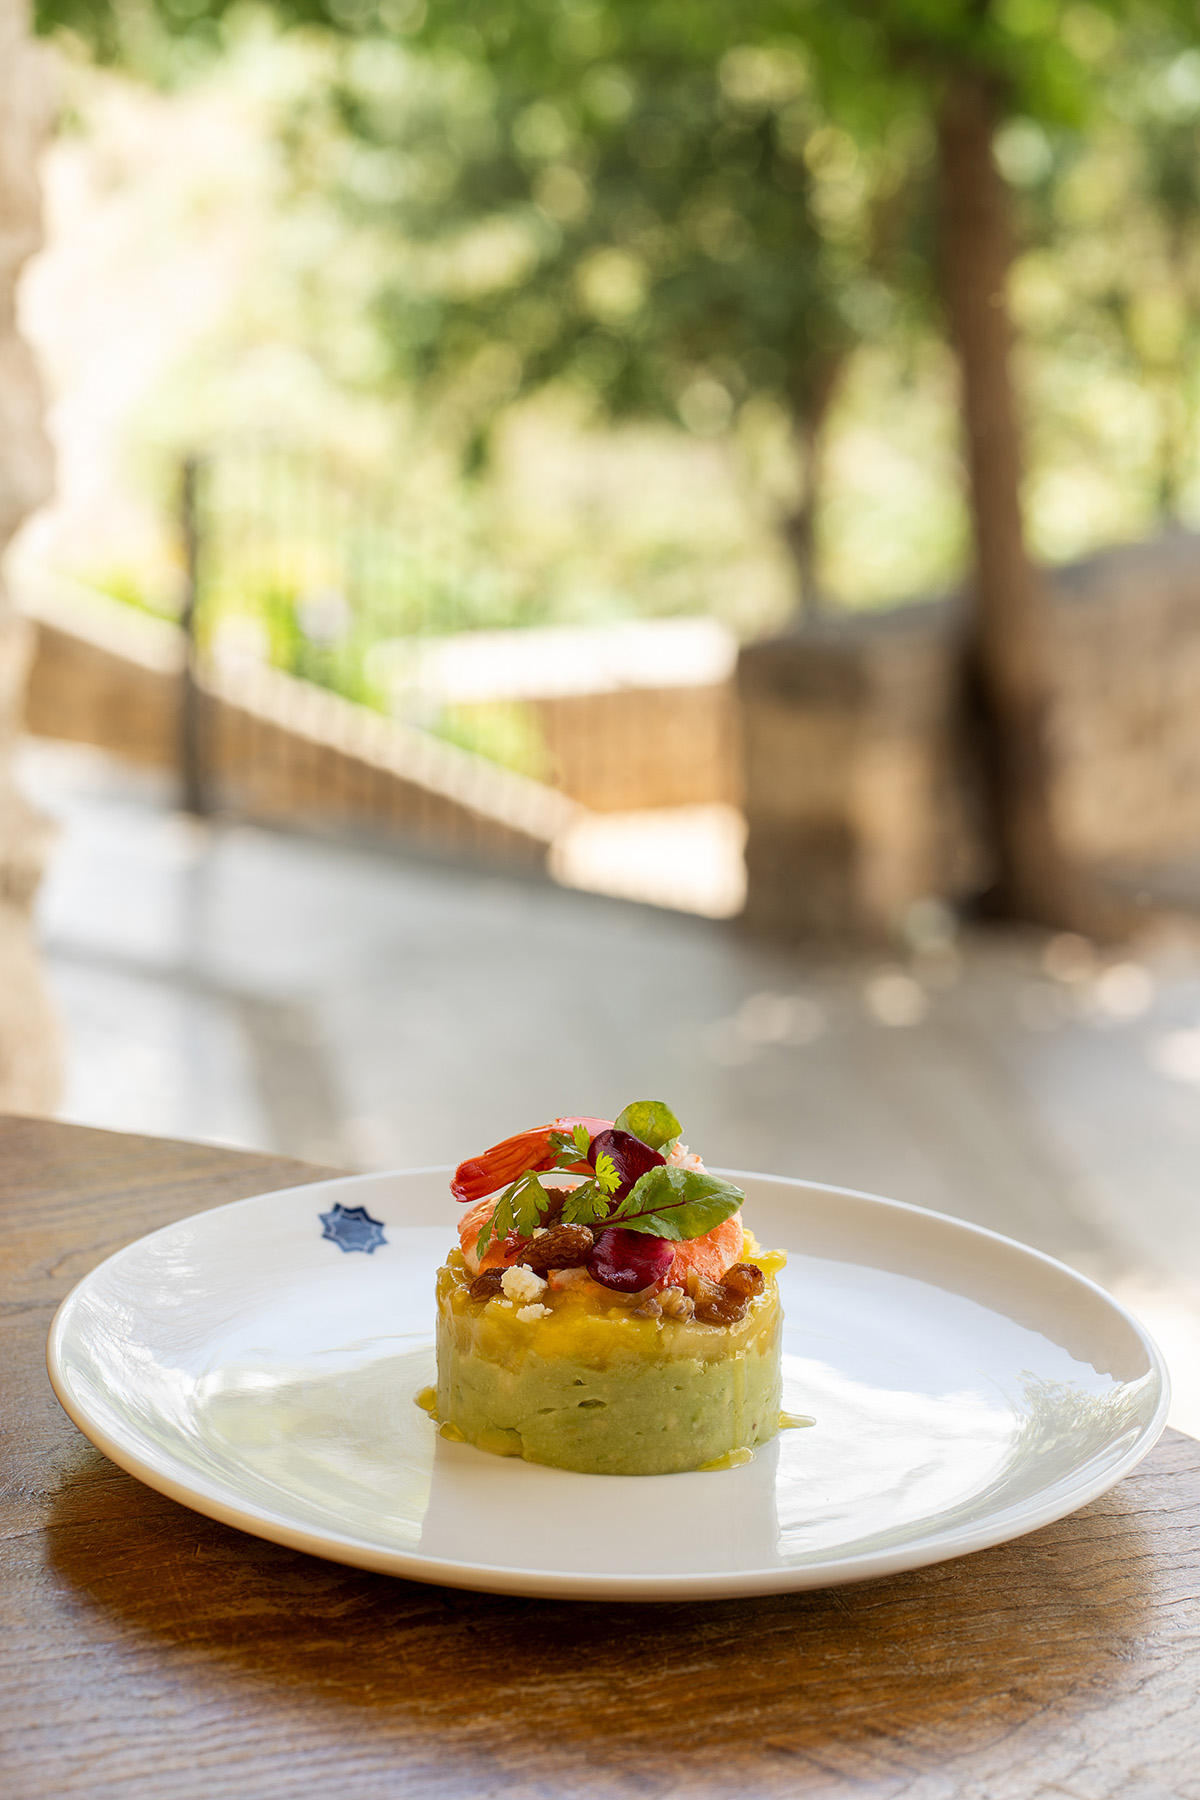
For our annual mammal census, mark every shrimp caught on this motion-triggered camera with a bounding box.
[664,1215,745,1287]
[450,1116,612,1204]
[458,1195,512,1272]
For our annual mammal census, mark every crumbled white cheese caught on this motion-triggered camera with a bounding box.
[501,1264,548,1304]
[516,1303,551,1323]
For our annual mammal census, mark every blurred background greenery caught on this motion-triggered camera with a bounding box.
[24,1,1200,655]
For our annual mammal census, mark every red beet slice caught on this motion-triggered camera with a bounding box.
[588,1128,665,1201]
[587,1226,675,1293]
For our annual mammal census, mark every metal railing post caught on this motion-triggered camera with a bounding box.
[178,453,208,816]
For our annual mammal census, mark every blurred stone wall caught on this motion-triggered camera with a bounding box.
[0,0,60,1111]
[19,579,576,861]
[739,533,1200,940]
[534,684,738,811]
[18,576,736,829]
[1051,534,1200,867]
[738,603,981,940]
[18,494,1200,949]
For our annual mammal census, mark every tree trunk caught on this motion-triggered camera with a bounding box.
[782,356,842,620]
[0,0,61,1112]
[1153,348,1188,525]
[937,72,1080,928]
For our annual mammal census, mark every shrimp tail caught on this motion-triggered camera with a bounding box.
[450,1115,612,1203]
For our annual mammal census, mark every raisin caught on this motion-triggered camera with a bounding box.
[694,1292,749,1326]
[721,1262,765,1300]
[538,1194,567,1231]
[691,1272,748,1325]
[468,1267,506,1301]
[523,1223,595,1277]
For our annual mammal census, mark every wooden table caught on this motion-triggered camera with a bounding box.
[4,1115,1200,1800]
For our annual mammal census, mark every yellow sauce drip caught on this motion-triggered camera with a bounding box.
[698,1445,755,1471]
[750,1243,788,1279]
[779,1411,816,1430]
[414,1385,438,1416]
[438,1421,467,1443]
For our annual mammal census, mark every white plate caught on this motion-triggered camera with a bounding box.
[47,1169,1168,1602]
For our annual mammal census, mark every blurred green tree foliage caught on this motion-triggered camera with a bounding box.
[32,0,1200,925]
[35,0,937,613]
[275,14,932,613]
[1002,21,1200,527]
[36,1,1200,599]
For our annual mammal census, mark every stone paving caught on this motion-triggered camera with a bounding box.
[18,737,1200,1431]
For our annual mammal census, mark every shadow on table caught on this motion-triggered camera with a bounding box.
[44,1445,1165,1795]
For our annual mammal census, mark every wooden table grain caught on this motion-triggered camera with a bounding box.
[3,1115,1199,1800]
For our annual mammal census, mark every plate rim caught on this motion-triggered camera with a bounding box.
[46,1167,1172,1602]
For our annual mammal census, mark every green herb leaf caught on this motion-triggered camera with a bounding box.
[607,1165,743,1241]
[558,1180,609,1228]
[513,1172,548,1234]
[547,1129,583,1169]
[572,1122,591,1155]
[475,1169,549,1256]
[613,1100,682,1153]
[593,1151,622,1196]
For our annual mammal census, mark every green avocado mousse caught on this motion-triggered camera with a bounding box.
[425,1100,786,1475]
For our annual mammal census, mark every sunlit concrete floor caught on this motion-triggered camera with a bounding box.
[19,736,1200,1433]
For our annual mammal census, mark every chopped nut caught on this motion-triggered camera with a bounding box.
[721,1262,765,1300]
[468,1267,505,1301]
[522,1223,595,1278]
[629,1278,665,1316]
[658,1284,694,1320]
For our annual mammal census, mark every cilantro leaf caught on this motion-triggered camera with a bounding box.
[572,1122,591,1155]
[475,1169,550,1256]
[558,1180,609,1228]
[510,1172,547,1235]
[613,1101,682,1153]
[607,1165,743,1241]
[475,1215,496,1256]
[547,1131,581,1168]
[593,1151,622,1196]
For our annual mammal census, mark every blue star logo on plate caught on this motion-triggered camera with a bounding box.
[319,1203,387,1254]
